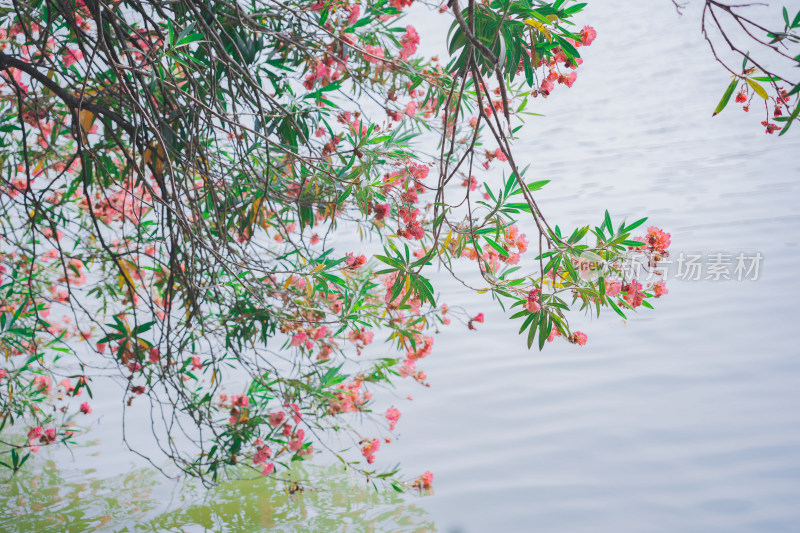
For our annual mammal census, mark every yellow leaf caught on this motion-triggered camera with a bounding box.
[745,78,768,100]
[117,260,136,289]
[523,19,552,42]
[442,230,453,251]
[79,109,95,133]
[143,143,166,180]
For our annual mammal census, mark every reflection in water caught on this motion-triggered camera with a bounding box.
[0,462,435,532]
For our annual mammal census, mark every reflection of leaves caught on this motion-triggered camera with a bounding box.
[0,461,435,533]
[143,464,435,533]
[0,459,158,532]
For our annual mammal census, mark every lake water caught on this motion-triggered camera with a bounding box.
[2,0,800,531]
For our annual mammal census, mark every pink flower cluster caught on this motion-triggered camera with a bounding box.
[327,379,372,414]
[523,26,596,97]
[386,407,401,431]
[399,26,419,60]
[78,179,153,225]
[634,226,671,255]
[348,328,375,355]
[226,394,249,425]
[524,287,542,313]
[345,253,367,271]
[361,437,380,464]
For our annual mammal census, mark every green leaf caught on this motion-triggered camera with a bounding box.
[712,79,739,116]
[607,298,627,319]
[526,319,537,349]
[537,314,549,351]
[484,237,510,258]
[778,100,800,135]
[175,33,205,48]
[622,217,647,233]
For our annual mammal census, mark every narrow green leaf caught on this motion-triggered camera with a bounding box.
[484,237,509,258]
[713,79,739,116]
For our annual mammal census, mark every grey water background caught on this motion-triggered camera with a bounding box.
[383,0,800,531]
[3,0,800,531]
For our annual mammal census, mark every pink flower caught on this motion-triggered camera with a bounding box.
[623,279,645,308]
[253,445,272,464]
[363,45,384,64]
[405,100,417,117]
[735,91,747,103]
[524,288,541,313]
[580,26,597,46]
[644,227,671,253]
[289,429,305,452]
[762,121,782,134]
[80,402,92,414]
[0,369,7,380]
[148,347,160,363]
[373,203,389,221]
[494,148,507,162]
[268,411,286,427]
[361,437,381,463]
[652,280,669,298]
[473,313,484,323]
[345,253,367,271]
[314,62,329,80]
[191,356,203,370]
[386,407,401,430]
[348,328,374,346]
[399,25,420,60]
[313,327,329,341]
[27,426,43,440]
[63,48,83,67]
[420,471,434,488]
[347,4,361,26]
[291,332,308,347]
[605,281,622,297]
[286,402,302,424]
[33,375,51,393]
[60,378,75,394]
[571,331,588,346]
[261,462,275,475]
